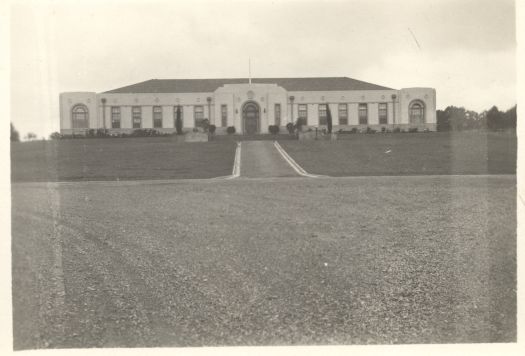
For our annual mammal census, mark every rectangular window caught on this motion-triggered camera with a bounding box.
[132,106,142,128]
[338,104,348,125]
[358,103,368,125]
[153,106,163,128]
[111,106,121,128]
[221,105,228,127]
[194,105,205,127]
[274,103,281,126]
[318,104,328,125]
[379,103,388,124]
[173,105,184,127]
[298,104,308,123]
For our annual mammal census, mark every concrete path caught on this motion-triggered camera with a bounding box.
[240,141,300,178]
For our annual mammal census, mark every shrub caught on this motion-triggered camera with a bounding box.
[393,127,402,133]
[49,132,61,140]
[209,125,216,134]
[408,127,419,133]
[201,119,210,132]
[381,127,386,133]
[366,127,377,134]
[132,129,161,137]
[286,122,294,134]
[175,107,183,135]
[350,127,358,134]
[295,117,307,132]
[227,126,236,134]
[96,129,110,137]
[192,127,199,133]
[268,125,280,134]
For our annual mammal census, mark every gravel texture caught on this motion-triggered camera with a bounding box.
[12,175,516,349]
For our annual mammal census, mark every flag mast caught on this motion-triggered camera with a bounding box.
[248,58,251,85]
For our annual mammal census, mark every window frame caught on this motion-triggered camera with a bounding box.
[221,104,228,127]
[194,105,205,128]
[409,101,425,124]
[274,103,281,127]
[153,106,163,128]
[71,104,89,129]
[318,104,328,125]
[298,104,308,123]
[132,106,142,129]
[378,103,388,125]
[338,103,348,125]
[111,106,121,129]
[358,103,368,125]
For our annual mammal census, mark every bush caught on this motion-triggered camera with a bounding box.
[381,127,386,133]
[131,129,161,137]
[201,119,210,132]
[350,127,358,134]
[209,125,216,134]
[49,132,61,140]
[408,127,419,133]
[295,117,307,132]
[366,127,377,134]
[226,126,236,134]
[286,122,294,134]
[95,129,110,137]
[393,127,402,133]
[268,125,280,134]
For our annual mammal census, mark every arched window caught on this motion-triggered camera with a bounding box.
[409,101,425,124]
[71,104,89,128]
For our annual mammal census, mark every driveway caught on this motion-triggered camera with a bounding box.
[240,141,299,178]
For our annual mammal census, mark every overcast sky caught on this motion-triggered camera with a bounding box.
[10,0,516,138]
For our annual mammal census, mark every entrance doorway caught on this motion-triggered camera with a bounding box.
[242,101,260,135]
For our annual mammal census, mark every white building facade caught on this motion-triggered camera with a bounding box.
[59,77,437,135]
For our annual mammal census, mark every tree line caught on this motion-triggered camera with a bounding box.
[437,105,516,131]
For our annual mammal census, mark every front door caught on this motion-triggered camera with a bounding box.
[243,102,259,135]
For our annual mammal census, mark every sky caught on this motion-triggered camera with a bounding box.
[9,0,517,139]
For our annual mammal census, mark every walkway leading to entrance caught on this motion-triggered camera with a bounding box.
[240,141,300,178]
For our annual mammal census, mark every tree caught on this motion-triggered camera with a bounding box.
[326,104,333,134]
[175,105,183,135]
[447,106,466,131]
[436,110,450,131]
[486,106,504,131]
[10,123,20,142]
[25,132,37,141]
[503,105,517,130]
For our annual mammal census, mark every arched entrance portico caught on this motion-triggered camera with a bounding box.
[242,101,260,135]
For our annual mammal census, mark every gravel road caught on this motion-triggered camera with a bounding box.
[11,175,516,349]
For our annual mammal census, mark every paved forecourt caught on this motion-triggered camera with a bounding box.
[239,141,300,178]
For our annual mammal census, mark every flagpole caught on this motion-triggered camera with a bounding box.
[249,58,251,85]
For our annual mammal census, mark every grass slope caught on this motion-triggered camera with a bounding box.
[11,137,237,182]
[12,176,516,348]
[279,132,516,176]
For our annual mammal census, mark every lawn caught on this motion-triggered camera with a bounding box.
[279,131,516,176]
[10,137,237,182]
[12,175,516,348]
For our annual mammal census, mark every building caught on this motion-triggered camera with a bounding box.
[59,77,436,135]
